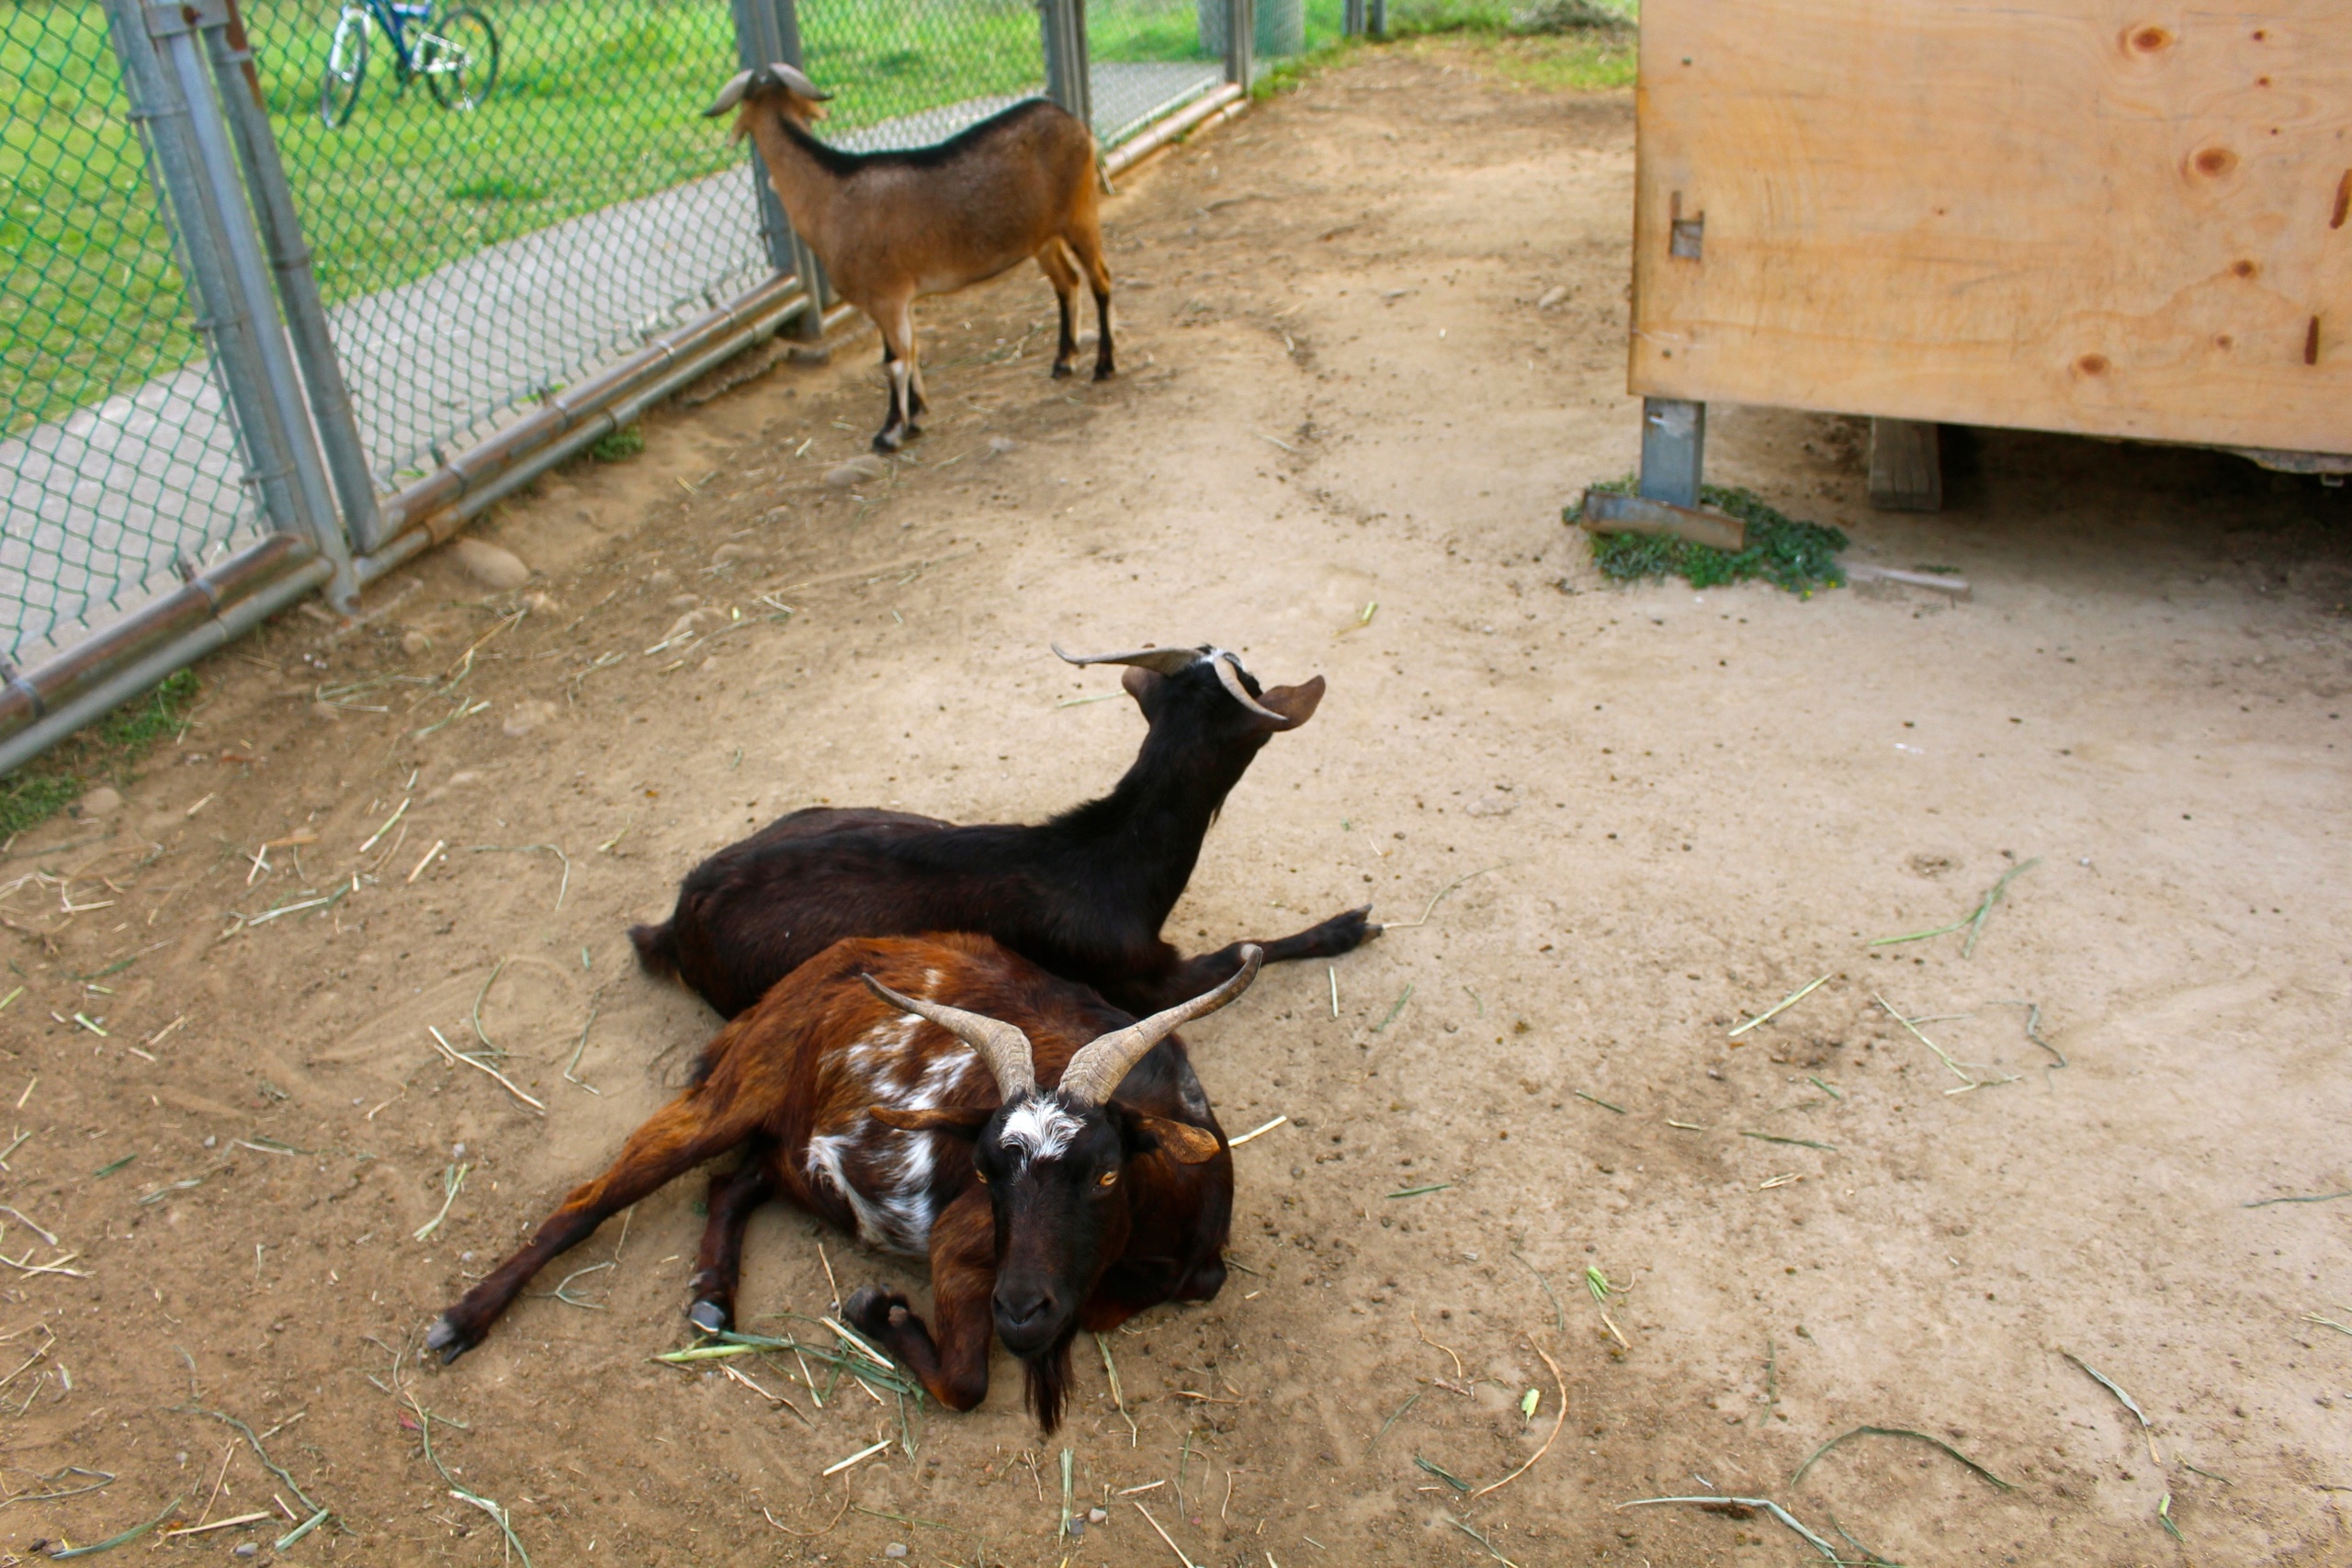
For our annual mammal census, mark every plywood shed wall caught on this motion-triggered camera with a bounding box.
[1626,0,2352,457]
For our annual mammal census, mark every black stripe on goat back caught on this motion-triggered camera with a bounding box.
[778,97,1076,180]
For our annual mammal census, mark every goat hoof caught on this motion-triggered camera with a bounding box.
[1092,364,1114,382]
[424,1313,472,1363]
[1050,362,1075,380]
[844,1283,909,1337]
[688,1299,729,1335]
[871,432,902,455]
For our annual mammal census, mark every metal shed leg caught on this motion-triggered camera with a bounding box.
[1867,418,1943,512]
[1638,397,1705,509]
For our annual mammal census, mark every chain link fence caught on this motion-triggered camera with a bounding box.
[3,0,270,671]
[1,0,1320,775]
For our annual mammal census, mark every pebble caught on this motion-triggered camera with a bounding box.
[884,1545,908,1560]
[1088,1507,1108,1525]
[450,536,531,591]
[501,700,556,738]
[666,592,702,612]
[231,1544,257,1559]
[73,785,123,818]
[825,456,888,488]
[400,629,433,658]
[711,543,758,567]
[988,436,1020,456]
[1536,284,1569,310]
[649,570,678,591]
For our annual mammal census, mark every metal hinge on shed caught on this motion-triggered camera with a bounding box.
[1668,190,1703,260]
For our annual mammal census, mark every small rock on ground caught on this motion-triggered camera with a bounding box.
[450,536,530,591]
[825,456,888,488]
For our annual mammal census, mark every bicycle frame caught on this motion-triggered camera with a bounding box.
[340,0,443,81]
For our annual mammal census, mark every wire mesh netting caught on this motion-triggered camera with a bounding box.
[803,0,1043,151]
[236,0,770,490]
[1086,0,1221,148]
[2,1,270,670]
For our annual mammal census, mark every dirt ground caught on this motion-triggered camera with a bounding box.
[4,39,2350,1568]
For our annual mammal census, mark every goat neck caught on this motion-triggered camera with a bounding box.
[739,103,842,259]
[1047,693,1267,920]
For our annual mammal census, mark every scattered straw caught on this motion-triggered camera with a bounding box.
[1869,859,2039,955]
[1511,1253,1566,1330]
[1412,1454,1472,1492]
[1574,1090,1625,1113]
[1097,1332,1138,1446]
[1617,1496,1839,1562]
[413,1162,469,1242]
[2245,1190,2352,1209]
[356,799,409,855]
[1228,1115,1287,1147]
[1448,1517,1523,1568]
[1371,983,1414,1032]
[1790,1426,2016,1492]
[1872,994,2018,1093]
[1411,1309,1464,1380]
[1370,1390,1421,1449]
[1471,1338,1566,1497]
[1135,1500,1197,1567]
[1385,1182,1451,1199]
[2303,1313,2352,1337]
[428,1026,546,1114]
[1729,974,1831,1038]
[45,1495,183,1560]
[1385,866,1498,930]
[2064,1350,2162,1465]
[1741,1132,1837,1152]
[820,1438,890,1478]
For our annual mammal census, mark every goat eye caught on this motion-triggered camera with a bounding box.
[1097,1170,1118,1188]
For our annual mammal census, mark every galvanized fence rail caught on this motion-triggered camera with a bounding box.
[2,0,1356,776]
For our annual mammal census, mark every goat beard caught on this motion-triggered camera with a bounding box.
[1020,1325,1080,1434]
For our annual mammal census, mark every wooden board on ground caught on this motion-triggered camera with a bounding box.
[1627,0,2352,457]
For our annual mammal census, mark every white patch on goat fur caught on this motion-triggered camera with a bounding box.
[1000,1095,1082,1168]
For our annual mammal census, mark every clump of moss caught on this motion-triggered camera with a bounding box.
[0,668,200,840]
[1570,479,1849,596]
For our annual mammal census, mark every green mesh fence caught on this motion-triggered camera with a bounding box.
[2,0,271,670]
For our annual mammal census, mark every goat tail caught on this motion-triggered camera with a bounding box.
[630,919,682,981]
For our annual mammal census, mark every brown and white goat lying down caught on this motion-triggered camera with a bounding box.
[707,63,1114,453]
[427,934,1258,1430]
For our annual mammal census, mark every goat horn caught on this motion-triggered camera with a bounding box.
[1057,946,1263,1107]
[860,975,1035,1098]
[769,62,833,100]
[702,69,755,118]
[1051,642,1203,677]
[1210,651,1290,725]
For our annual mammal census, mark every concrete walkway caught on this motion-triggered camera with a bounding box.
[0,62,1223,671]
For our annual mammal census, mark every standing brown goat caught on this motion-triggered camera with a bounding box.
[706,63,1114,452]
[425,934,1258,1431]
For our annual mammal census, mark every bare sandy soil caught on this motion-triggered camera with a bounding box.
[3,39,2349,1568]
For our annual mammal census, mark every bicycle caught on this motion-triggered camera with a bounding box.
[319,0,499,128]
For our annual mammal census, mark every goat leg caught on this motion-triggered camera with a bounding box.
[426,1089,760,1361]
[686,1142,780,1334]
[843,1189,994,1412]
[1156,907,1382,1004]
[1090,285,1114,381]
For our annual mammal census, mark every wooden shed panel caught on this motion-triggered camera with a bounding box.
[1628,0,2352,454]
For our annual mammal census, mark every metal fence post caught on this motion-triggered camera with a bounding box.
[1040,0,1092,130]
[206,0,385,555]
[731,0,829,340]
[1225,0,1255,85]
[1344,0,1365,37]
[1368,0,1386,35]
[1638,398,1707,508]
[101,0,306,556]
[146,0,356,609]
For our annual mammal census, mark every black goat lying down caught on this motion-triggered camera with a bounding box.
[630,644,1378,1018]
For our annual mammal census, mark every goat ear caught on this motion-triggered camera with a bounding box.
[1120,665,1163,705]
[870,1104,990,1139]
[1120,1111,1223,1165]
[1251,674,1325,731]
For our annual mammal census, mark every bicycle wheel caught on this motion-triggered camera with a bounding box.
[319,9,368,128]
[422,7,498,111]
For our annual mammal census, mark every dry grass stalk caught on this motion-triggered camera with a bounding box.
[1471,1337,1568,1497]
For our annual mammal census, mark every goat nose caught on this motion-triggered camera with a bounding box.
[996,1290,1055,1328]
